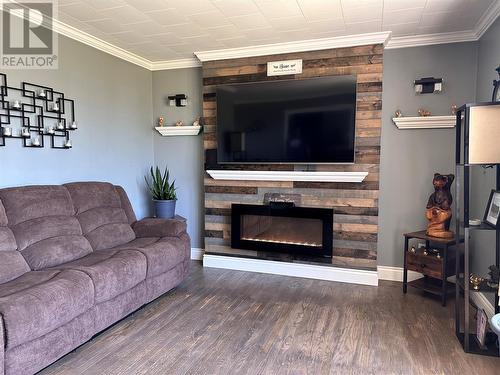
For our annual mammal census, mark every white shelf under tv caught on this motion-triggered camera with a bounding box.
[206,170,368,183]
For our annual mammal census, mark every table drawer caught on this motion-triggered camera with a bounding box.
[407,251,442,278]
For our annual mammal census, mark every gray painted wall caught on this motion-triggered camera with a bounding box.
[0,36,154,218]
[470,16,500,280]
[378,42,478,266]
[152,68,204,248]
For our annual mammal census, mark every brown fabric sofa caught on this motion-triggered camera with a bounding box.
[0,182,190,375]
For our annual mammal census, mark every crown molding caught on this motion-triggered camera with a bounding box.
[150,58,201,71]
[194,31,392,62]
[474,0,500,39]
[385,30,477,49]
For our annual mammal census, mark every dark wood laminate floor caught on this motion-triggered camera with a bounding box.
[41,261,500,375]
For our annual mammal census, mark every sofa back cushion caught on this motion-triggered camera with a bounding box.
[0,186,93,270]
[64,182,136,250]
[0,200,31,282]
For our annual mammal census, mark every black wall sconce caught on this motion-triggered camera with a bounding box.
[414,77,443,94]
[168,94,187,107]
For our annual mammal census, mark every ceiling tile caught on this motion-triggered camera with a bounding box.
[228,13,272,30]
[383,8,424,25]
[383,0,427,11]
[51,0,496,62]
[267,16,308,31]
[297,0,343,21]
[212,0,261,18]
[345,20,381,34]
[382,22,419,36]
[254,0,303,19]
[188,11,232,29]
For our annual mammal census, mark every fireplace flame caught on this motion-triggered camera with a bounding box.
[241,237,321,247]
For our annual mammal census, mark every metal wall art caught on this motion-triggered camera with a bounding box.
[0,73,77,149]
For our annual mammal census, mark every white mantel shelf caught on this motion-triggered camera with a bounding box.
[392,115,456,129]
[155,125,202,136]
[206,170,368,183]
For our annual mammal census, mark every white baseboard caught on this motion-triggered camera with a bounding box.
[377,265,423,282]
[190,248,204,261]
[203,254,378,286]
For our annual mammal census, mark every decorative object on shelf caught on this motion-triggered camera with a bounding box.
[470,274,485,290]
[487,265,500,288]
[158,116,164,127]
[410,246,416,253]
[484,189,500,228]
[414,77,443,94]
[476,308,488,347]
[145,166,177,219]
[192,117,200,126]
[492,66,500,103]
[394,109,402,118]
[392,115,456,129]
[0,73,77,149]
[451,104,458,115]
[175,120,183,127]
[168,94,187,107]
[426,173,455,238]
[418,108,431,117]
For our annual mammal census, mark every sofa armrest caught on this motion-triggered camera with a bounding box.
[132,217,187,238]
[0,314,4,375]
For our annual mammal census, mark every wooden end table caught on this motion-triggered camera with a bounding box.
[403,230,457,306]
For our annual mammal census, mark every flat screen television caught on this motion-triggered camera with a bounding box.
[216,75,356,164]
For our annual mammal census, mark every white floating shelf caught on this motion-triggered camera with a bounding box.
[155,125,202,136]
[206,170,368,183]
[392,115,456,129]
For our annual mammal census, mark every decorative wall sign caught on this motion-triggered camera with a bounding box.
[267,59,302,76]
[0,73,77,149]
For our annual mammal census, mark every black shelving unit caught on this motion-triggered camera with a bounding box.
[454,102,500,356]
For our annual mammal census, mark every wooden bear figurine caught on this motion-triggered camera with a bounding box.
[426,173,455,238]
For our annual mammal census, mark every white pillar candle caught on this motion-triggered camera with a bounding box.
[70,121,77,129]
[21,128,30,137]
[3,127,12,136]
[57,121,64,130]
[32,137,40,146]
[12,100,21,109]
[64,139,72,148]
[47,126,55,134]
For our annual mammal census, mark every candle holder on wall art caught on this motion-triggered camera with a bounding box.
[0,73,77,149]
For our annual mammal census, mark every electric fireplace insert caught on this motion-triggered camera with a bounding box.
[231,203,333,257]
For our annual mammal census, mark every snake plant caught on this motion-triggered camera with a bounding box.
[145,166,177,201]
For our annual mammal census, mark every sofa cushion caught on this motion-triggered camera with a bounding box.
[113,234,190,278]
[53,249,147,303]
[0,269,94,349]
[0,200,30,284]
[0,185,75,226]
[0,186,94,270]
[64,182,136,250]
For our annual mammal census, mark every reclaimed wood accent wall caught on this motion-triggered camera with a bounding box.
[202,44,383,270]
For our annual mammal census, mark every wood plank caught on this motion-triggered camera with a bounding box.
[205,186,258,194]
[333,223,378,234]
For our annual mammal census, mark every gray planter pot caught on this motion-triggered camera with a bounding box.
[154,199,176,219]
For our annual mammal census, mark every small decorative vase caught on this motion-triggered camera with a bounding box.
[154,199,176,219]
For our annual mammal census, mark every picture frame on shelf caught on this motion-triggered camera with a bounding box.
[476,308,488,348]
[484,189,500,228]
